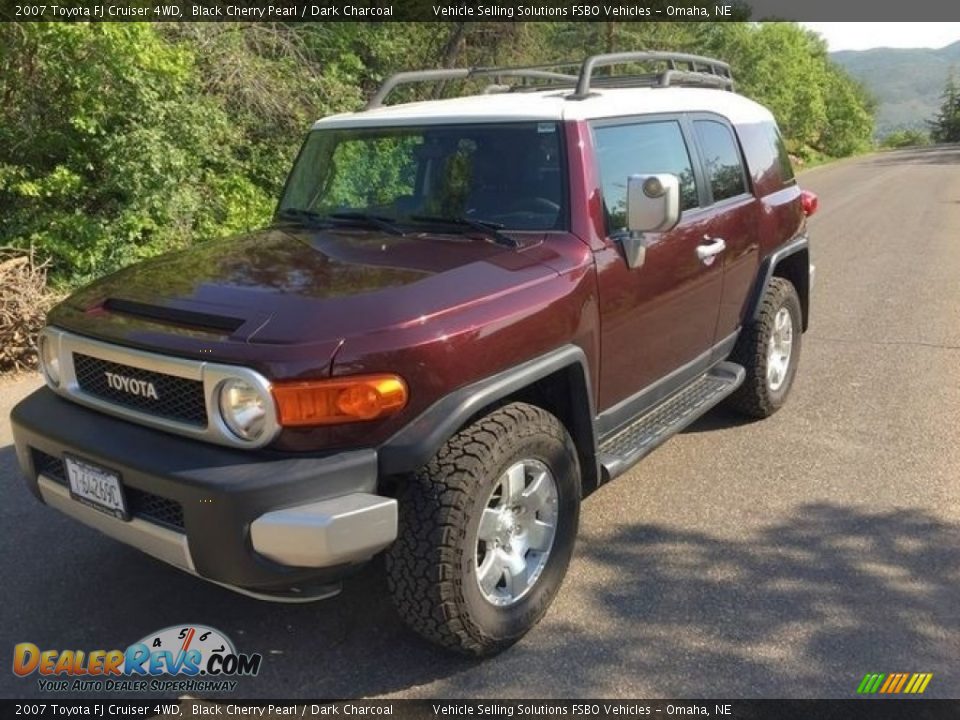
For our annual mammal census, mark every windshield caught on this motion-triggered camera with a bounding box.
[277,122,566,232]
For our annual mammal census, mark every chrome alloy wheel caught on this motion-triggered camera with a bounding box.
[474,459,559,607]
[766,306,794,392]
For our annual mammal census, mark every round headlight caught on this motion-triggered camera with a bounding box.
[38,333,61,388]
[218,378,268,441]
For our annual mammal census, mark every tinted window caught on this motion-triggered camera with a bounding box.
[769,124,796,183]
[593,121,698,233]
[280,122,565,231]
[695,120,747,201]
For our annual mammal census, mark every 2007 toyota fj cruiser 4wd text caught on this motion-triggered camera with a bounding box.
[12,52,818,656]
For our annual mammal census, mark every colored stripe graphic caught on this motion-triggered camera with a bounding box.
[857,673,885,694]
[857,672,932,694]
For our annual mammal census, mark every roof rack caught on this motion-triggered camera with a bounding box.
[365,52,733,110]
[571,51,734,97]
[365,64,579,109]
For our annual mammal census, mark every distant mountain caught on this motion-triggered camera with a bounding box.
[831,41,960,138]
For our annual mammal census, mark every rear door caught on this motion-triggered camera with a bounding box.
[592,116,725,417]
[690,115,761,348]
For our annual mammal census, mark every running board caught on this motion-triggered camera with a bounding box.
[598,361,745,481]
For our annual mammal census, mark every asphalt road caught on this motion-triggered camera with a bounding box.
[2,146,959,700]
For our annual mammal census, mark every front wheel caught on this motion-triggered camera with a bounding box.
[386,402,581,656]
[726,276,803,418]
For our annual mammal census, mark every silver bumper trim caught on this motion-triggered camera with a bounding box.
[251,493,398,568]
[38,475,195,572]
[37,476,342,603]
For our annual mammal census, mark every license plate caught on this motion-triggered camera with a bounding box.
[64,455,129,521]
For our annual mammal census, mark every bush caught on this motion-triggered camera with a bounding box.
[0,249,60,373]
[881,129,931,148]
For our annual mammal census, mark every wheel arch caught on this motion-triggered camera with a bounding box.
[378,345,600,496]
[747,235,810,332]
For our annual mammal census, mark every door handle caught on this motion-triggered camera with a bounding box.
[696,237,726,265]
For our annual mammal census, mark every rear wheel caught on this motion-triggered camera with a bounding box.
[386,402,581,656]
[726,276,803,418]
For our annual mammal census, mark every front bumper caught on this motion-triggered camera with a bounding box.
[11,388,397,600]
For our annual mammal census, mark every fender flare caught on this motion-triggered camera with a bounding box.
[746,234,810,331]
[378,345,596,477]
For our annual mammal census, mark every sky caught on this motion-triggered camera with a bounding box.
[800,23,960,51]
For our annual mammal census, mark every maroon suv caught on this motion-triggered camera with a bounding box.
[11,52,818,655]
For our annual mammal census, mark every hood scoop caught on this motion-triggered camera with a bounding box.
[103,298,246,334]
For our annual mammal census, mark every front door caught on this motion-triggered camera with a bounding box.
[592,116,725,418]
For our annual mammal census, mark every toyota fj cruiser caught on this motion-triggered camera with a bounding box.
[12,52,818,656]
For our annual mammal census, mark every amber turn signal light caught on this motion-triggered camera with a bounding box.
[272,374,408,426]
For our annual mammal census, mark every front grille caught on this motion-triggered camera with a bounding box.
[73,353,207,427]
[31,449,185,531]
[126,488,185,531]
[33,449,67,484]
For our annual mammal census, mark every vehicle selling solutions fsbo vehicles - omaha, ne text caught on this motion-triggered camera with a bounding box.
[12,52,818,655]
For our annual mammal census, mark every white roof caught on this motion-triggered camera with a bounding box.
[312,87,774,129]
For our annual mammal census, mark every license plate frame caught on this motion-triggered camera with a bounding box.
[64,454,130,521]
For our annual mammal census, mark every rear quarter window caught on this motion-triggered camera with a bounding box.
[770,125,796,184]
[736,120,797,195]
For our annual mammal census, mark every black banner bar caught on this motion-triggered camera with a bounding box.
[2,700,959,720]
[2,0,960,22]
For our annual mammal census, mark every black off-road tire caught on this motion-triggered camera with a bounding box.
[726,276,803,418]
[385,402,581,656]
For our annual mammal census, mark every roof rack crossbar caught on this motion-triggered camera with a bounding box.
[364,53,734,110]
[565,72,729,93]
[366,65,579,109]
[572,51,733,97]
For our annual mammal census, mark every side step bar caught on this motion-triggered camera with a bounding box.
[598,361,745,481]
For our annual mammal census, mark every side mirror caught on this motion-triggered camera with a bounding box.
[620,174,681,269]
[627,174,680,233]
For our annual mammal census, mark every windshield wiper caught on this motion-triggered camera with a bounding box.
[408,215,518,248]
[275,208,335,227]
[276,209,405,236]
[327,212,405,236]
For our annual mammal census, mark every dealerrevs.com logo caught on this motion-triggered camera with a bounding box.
[13,624,262,693]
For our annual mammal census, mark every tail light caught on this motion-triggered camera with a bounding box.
[272,374,408,426]
[800,190,819,216]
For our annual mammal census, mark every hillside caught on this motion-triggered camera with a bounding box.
[831,41,960,137]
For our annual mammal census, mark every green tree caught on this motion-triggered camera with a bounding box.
[0,24,274,284]
[928,72,960,143]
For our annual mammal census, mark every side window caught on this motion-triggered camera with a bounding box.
[769,124,796,184]
[593,120,698,234]
[694,120,747,202]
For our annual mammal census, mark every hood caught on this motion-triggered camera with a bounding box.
[52,225,560,353]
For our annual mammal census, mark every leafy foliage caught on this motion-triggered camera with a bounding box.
[0,21,875,288]
[928,72,960,143]
[880,129,932,149]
